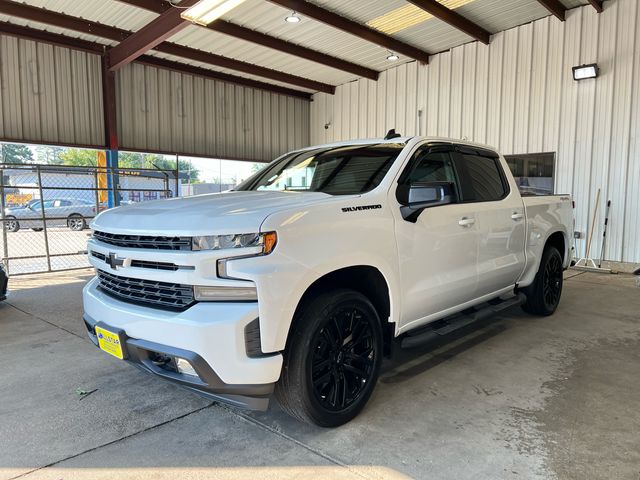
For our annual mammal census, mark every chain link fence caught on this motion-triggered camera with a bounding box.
[0,163,179,275]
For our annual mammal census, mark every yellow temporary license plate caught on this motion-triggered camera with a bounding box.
[95,326,124,360]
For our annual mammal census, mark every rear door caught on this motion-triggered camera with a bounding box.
[452,147,526,297]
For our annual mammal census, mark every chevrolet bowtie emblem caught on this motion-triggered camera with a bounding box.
[107,253,130,270]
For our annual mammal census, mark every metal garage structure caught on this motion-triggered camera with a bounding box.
[0,0,638,264]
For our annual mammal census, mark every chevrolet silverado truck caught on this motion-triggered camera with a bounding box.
[83,136,573,427]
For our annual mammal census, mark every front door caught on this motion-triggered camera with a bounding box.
[393,146,479,332]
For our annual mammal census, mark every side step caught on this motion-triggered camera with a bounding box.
[400,293,526,349]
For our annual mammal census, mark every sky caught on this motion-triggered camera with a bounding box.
[179,156,265,185]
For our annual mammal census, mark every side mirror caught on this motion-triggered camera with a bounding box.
[398,181,455,223]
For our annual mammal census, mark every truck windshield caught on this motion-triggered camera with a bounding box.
[236,144,405,195]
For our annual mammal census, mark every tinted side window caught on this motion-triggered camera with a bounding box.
[407,152,456,184]
[460,154,506,201]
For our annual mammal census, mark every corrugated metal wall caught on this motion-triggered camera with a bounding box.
[0,35,105,147]
[311,0,640,264]
[0,34,309,162]
[116,62,310,162]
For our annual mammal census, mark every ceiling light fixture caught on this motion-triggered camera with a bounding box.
[387,52,399,61]
[573,63,599,81]
[285,11,301,23]
[180,0,248,26]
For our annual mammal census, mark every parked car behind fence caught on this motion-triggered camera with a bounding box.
[3,198,96,232]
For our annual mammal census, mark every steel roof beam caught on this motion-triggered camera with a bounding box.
[136,55,312,98]
[0,0,334,93]
[116,0,379,80]
[586,0,604,13]
[107,0,199,71]
[406,0,491,45]
[536,0,566,21]
[0,21,105,54]
[0,19,312,99]
[266,0,431,64]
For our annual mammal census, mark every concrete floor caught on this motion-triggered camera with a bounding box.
[1,269,639,480]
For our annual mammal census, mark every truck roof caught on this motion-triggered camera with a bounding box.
[296,136,499,154]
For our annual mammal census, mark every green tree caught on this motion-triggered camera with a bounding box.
[56,149,200,182]
[35,146,65,165]
[251,162,266,174]
[1,143,34,164]
[58,148,98,166]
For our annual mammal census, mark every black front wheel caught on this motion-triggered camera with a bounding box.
[275,289,383,427]
[522,246,563,316]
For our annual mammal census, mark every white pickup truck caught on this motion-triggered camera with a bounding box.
[83,136,573,427]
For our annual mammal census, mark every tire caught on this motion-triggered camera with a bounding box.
[275,289,383,427]
[4,216,19,232]
[522,246,563,316]
[31,228,43,232]
[67,214,86,231]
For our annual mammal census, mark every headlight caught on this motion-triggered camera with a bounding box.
[192,231,277,255]
[194,285,258,302]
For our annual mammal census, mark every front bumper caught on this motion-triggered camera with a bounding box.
[83,277,283,410]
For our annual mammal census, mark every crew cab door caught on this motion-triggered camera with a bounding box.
[392,144,479,331]
[452,147,526,297]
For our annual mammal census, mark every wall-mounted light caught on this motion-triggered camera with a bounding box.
[285,11,301,23]
[573,63,599,81]
[181,0,248,26]
[386,52,399,61]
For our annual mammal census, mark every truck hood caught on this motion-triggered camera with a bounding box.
[91,190,341,235]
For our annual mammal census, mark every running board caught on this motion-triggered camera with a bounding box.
[400,293,526,349]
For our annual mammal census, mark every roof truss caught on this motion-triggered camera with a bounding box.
[406,0,491,45]
[535,0,567,21]
[107,0,198,71]
[0,0,333,93]
[587,0,604,13]
[266,0,431,63]
[116,0,379,80]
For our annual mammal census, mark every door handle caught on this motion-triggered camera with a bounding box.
[511,213,524,221]
[458,217,476,227]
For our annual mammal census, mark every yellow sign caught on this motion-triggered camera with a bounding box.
[6,193,33,206]
[97,151,108,203]
[95,326,124,360]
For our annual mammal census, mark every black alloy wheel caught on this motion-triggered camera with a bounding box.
[542,250,563,311]
[275,289,382,427]
[522,246,564,316]
[310,305,376,412]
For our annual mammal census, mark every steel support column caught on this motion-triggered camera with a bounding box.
[102,56,120,208]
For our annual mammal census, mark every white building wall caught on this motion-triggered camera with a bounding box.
[310,0,640,264]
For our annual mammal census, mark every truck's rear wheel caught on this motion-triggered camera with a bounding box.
[275,289,382,427]
[522,246,563,316]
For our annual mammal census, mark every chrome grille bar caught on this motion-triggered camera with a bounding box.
[93,231,191,251]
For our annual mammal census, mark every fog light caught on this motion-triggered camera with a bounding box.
[176,358,198,377]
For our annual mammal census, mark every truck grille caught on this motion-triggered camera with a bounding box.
[96,270,194,310]
[91,251,180,271]
[93,231,191,251]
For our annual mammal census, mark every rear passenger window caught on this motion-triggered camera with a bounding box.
[460,154,506,201]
